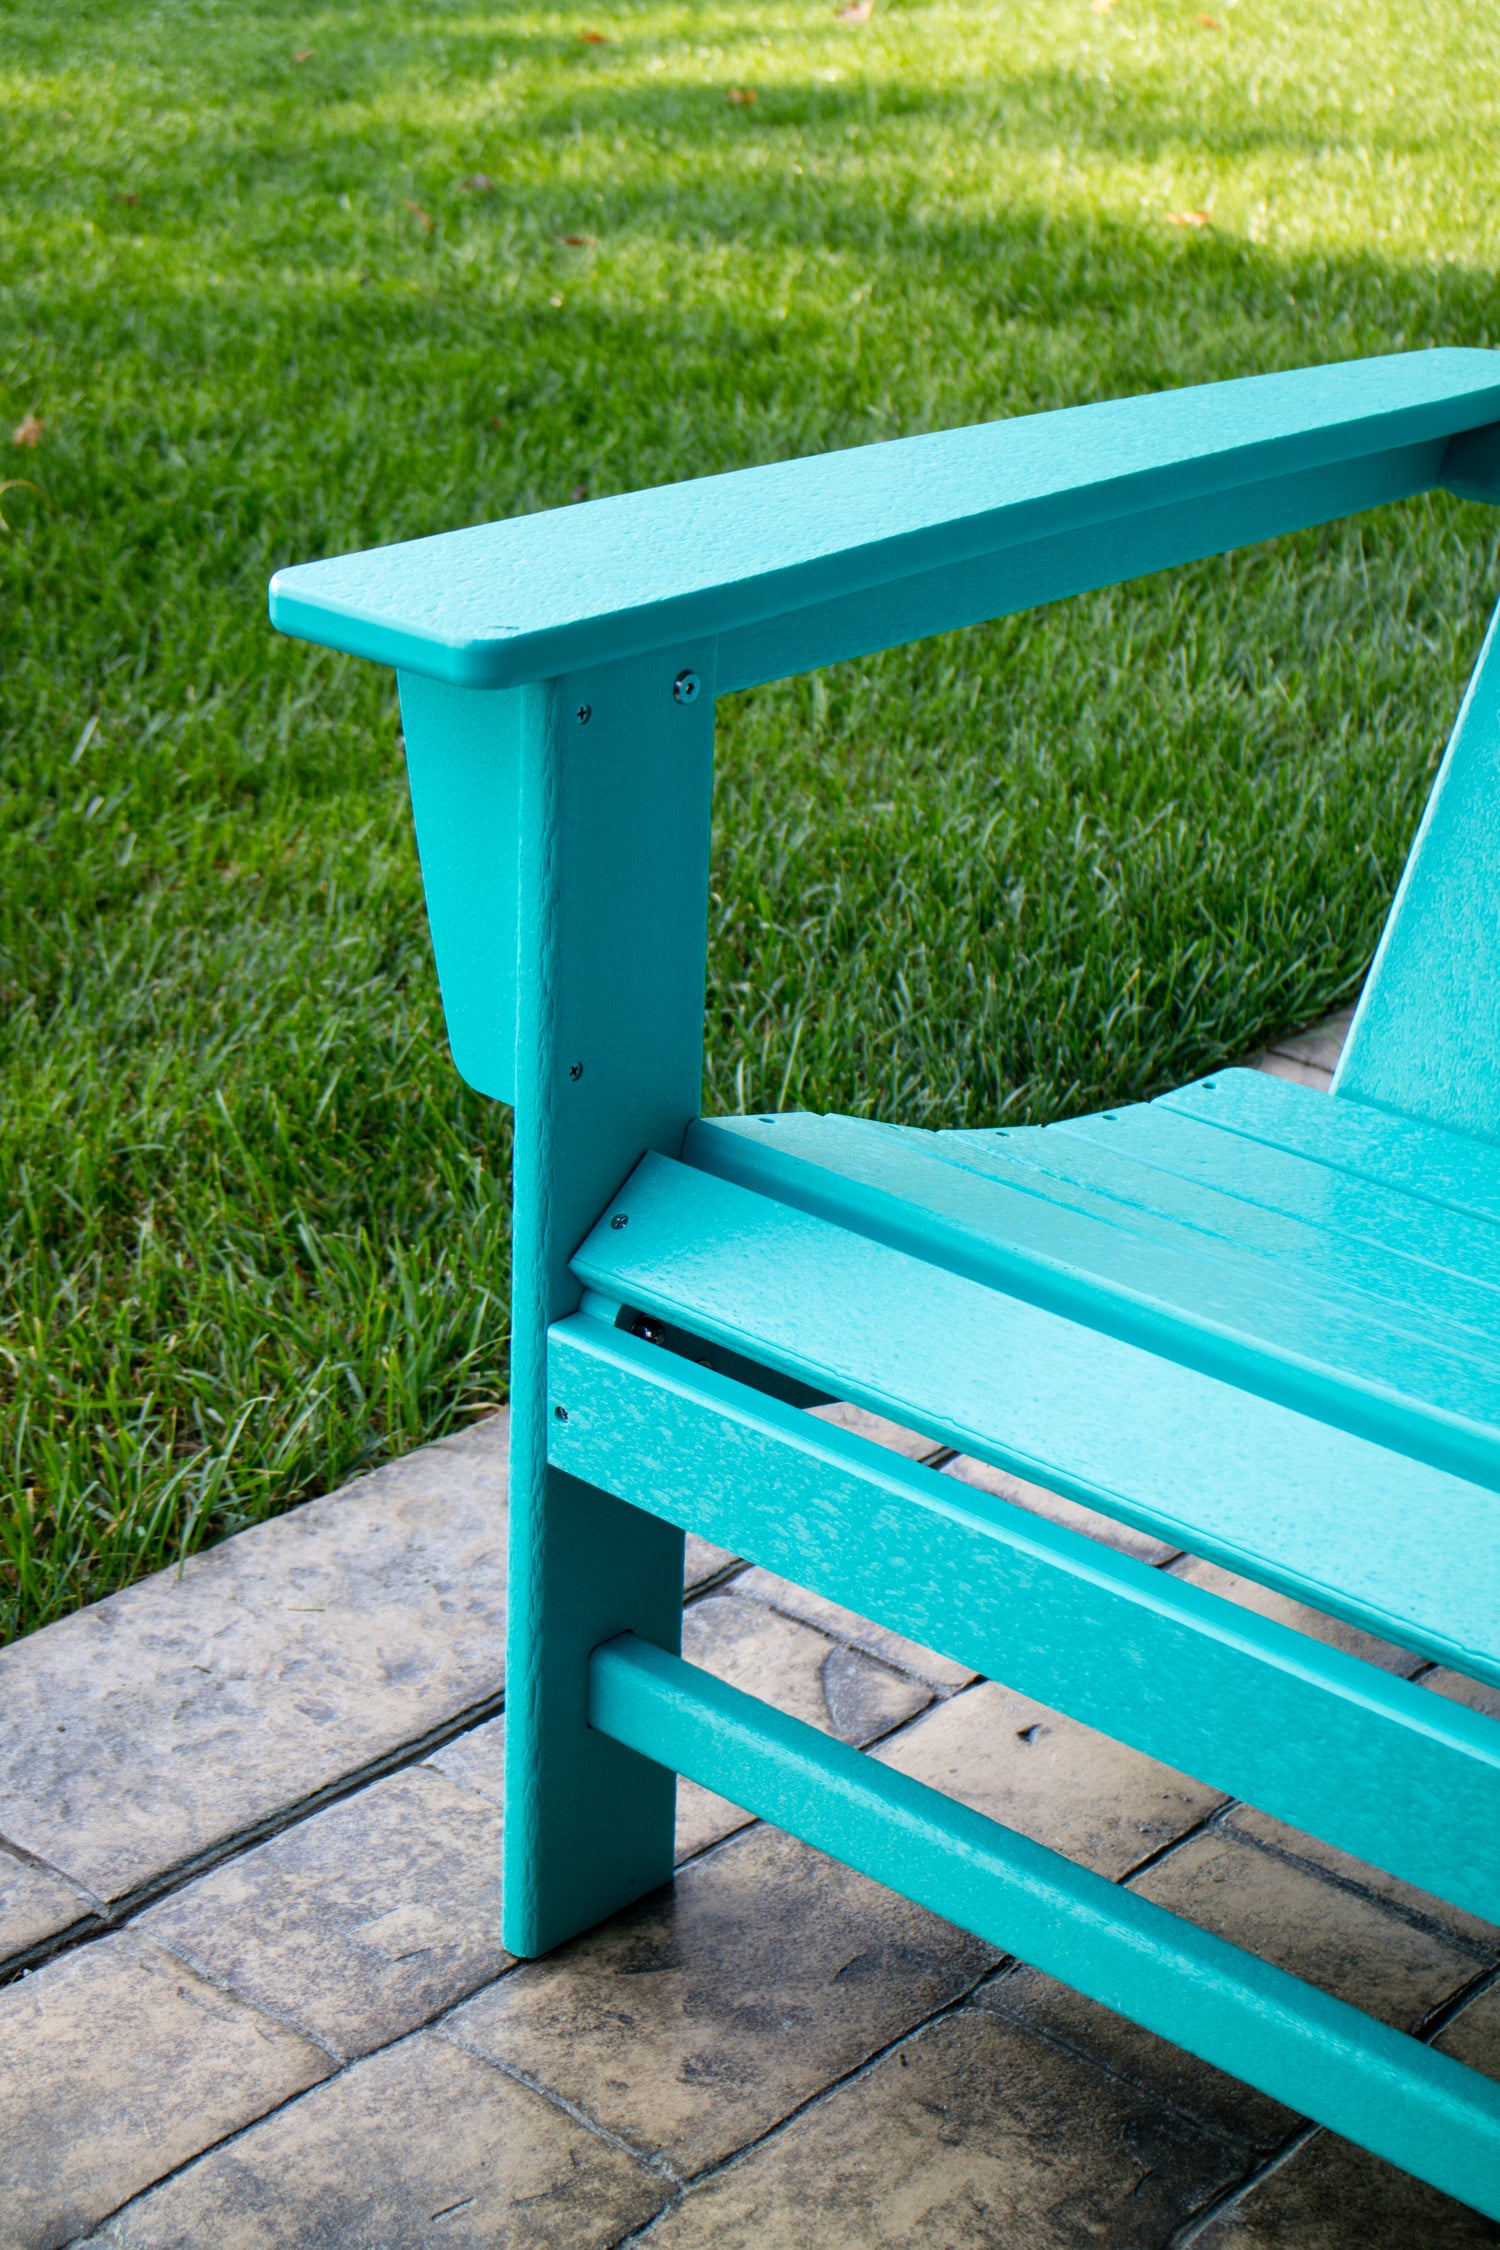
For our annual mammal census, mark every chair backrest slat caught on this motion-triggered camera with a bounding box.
[1334,603,1500,1143]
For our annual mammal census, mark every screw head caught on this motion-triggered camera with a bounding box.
[609,1212,629,1231]
[553,1403,569,1421]
[673,670,701,706]
[576,703,591,725]
[568,1061,583,1082]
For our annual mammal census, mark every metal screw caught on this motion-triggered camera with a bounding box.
[609,1212,629,1231]
[577,703,591,725]
[634,1317,665,1344]
[568,1061,583,1082]
[553,1403,569,1421]
[673,670,700,706]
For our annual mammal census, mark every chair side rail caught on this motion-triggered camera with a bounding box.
[550,1313,1500,1923]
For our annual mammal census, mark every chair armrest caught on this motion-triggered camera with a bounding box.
[269,349,1500,693]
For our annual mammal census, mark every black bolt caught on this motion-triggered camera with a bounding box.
[553,1403,569,1421]
[673,670,700,706]
[609,1212,629,1230]
[577,703,591,725]
[568,1061,583,1081]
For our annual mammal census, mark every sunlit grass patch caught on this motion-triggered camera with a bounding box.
[2,0,1499,1636]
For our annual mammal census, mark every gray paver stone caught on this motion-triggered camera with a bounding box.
[807,1400,942,1459]
[875,1679,1225,1877]
[0,1415,510,1905]
[1220,1803,1500,1958]
[1131,1828,1479,2028]
[1254,1051,1336,1089]
[642,2004,1243,2246]
[1192,2129,1500,2247]
[940,1452,1183,1565]
[134,1765,510,2060]
[1427,1666,1500,1723]
[683,1534,738,1589]
[1259,1006,1356,1075]
[672,1776,755,1862]
[727,1566,977,1690]
[975,1963,1297,2152]
[442,1819,1001,2176]
[1168,1553,1423,1674]
[423,1708,508,1804]
[94,2029,669,2248]
[0,1846,92,1967]
[1437,1980,1500,2078]
[680,1590,932,1745]
[0,1930,329,2249]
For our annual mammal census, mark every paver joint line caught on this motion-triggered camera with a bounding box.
[1167,2119,1325,2249]
[429,2024,686,2183]
[136,1931,349,2067]
[1216,1815,1500,1969]
[0,1680,508,1994]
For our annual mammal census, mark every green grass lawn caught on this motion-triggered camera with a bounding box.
[3,0,1499,1640]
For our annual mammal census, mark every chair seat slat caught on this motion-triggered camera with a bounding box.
[682,1114,1500,1466]
[1162,1067,1500,1224]
[572,1152,1500,1675]
[923,1115,1500,1341]
[977,1093,1500,1296]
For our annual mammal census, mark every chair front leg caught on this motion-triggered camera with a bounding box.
[445,643,719,1957]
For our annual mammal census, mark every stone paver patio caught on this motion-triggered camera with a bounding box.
[5,1011,1500,2247]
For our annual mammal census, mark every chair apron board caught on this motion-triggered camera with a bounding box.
[270,351,1500,2219]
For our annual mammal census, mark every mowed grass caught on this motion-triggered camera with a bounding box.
[3,0,1500,1639]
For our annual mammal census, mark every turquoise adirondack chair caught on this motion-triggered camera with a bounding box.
[272,351,1500,2216]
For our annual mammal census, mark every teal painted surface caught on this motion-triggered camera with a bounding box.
[930,1113,1500,1340]
[271,350,1500,2202]
[571,1151,1500,1672]
[589,1632,1500,2220]
[551,1314,1500,1919]
[1165,1066,1500,1224]
[268,352,1500,690]
[995,1100,1500,1296]
[501,644,716,1957]
[1335,602,1500,1141]
[396,671,523,1103]
[686,1111,1500,1439]
[717,446,1435,693]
